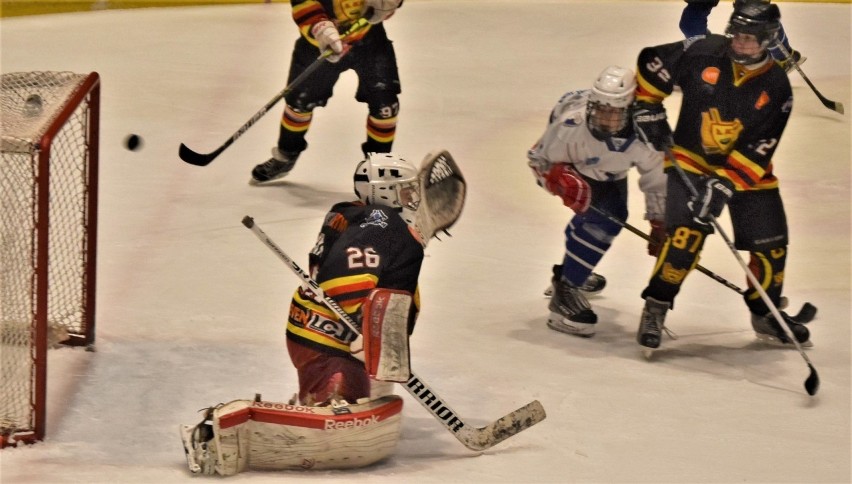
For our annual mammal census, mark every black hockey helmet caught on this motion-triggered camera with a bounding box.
[726,1,781,44]
[725,1,781,64]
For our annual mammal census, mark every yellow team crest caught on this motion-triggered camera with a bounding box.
[700,108,743,155]
[333,0,365,22]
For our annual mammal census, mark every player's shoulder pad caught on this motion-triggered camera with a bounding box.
[552,89,588,125]
[682,34,729,58]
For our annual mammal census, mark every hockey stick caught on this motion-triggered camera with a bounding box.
[241,216,547,451]
[666,153,819,396]
[774,42,844,115]
[179,18,370,166]
[587,205,817,324]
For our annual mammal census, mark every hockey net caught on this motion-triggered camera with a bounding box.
[0,71,100,447]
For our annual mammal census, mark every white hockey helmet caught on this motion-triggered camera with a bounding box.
[586,65,636,140]
[353,152,421,222]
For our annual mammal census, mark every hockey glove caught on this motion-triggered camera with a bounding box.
[632,101,673,152]
[363,0,403,24]
[311,20,344,63]
[545,164,591,213]
[647,220,666,257]
[688,177,734,225]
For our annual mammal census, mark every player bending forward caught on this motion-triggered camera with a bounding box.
[632,1,811,353]
[528,66,666,337]
[180,150,466,475]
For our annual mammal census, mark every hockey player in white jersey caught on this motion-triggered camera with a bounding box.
[528,65,666,337]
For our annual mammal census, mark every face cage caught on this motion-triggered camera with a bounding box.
[586,102,630,140]
[396,180,421,211]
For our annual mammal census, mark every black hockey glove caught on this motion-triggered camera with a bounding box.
[688,177,734,225]
[632,101,673,152]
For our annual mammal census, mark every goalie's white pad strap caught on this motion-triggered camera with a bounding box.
[362,288,412,382]
[209,396,403,474]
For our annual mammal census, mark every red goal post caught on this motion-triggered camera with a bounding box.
[1,71,100,447]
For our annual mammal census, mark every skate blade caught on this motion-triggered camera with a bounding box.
[755,333,813,348]
[546,316,595,337]
[179,425,202,474]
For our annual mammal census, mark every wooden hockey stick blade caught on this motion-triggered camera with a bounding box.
[799,72,845,114]
[455,400,547,451]
[404,373,546,451]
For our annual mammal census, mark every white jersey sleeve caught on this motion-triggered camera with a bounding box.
[527,89,667,220]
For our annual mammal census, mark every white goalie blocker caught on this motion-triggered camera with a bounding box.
[180,395,404,476]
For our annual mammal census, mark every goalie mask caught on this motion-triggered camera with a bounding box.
[725,1,781,65]
[586,65,636,141]
[353,151,466,247]
[354,153,421,229]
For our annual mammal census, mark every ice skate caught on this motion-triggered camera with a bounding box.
[544,265,606,297]
[637,297,670,358]
[751,311,812,348]
[547,276,597,337]
[250,147,300,184]
[179,407,217,475]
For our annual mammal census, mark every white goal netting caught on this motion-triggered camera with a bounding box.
[1,71,99,445]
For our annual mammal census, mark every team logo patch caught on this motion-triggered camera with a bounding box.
[755,91,770,110]
[701,67,720,85]
[700,108,743,155]
[361,209,389,228]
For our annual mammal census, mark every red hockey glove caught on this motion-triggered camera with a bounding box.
[545,164,591,213]
[647,220,666,257]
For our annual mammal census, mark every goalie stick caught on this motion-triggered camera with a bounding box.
[667,151,819,396]
[774,42,844,115]
[241,216,547,451]
[179,18,370,166]
[587,205,817,324]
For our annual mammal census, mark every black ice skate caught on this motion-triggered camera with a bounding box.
[637,297,670,356]
[250,147,300,184]
[543,264,607,297]
[751,311,812,348]
[547,276,597,337]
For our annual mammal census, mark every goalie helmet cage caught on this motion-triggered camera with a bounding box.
[0,71,100,447]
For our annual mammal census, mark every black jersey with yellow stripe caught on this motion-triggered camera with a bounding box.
[290,0,379,45]
[635,34,793,191]
[287,201,423,357]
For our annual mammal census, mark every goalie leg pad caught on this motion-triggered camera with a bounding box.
[181,396,404,475]
[362,289,412,382]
